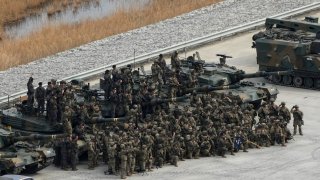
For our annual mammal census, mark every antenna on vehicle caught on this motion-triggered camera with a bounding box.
[184,47,187,60]
[133,49,136,70]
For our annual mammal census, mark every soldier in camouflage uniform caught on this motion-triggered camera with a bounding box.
[270,120,286,146]
[120,144,128,179]
[62,106,73,136]
[278,102,291,123]
[87,137,98,170]
[291,105,304,135]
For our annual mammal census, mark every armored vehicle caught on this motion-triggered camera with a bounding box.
[252,17,320,89]
[178,53,289,107]
[0,129,64,175]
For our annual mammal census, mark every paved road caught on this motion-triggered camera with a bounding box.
[32,12,320,180]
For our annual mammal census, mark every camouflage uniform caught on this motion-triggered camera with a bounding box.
[278,102,291,123]
[120,144,128,179]
[270,120,286,146]
[291,105,304,135]
[87,138,98,170]
[35,82,46,114]
[27,77,35,107]
[107,143,117,175]
[62,106,73,136]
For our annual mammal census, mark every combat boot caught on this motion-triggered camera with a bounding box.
[299,128,303,136]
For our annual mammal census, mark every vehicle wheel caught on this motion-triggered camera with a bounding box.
[303,77,314,88]
[314,78,320,89]
[293,76,303,87]
[282,75,292,85]
[271,75,282,84]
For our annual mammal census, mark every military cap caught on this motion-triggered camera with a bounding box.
[294,105,299,108]
[281,102,285,105]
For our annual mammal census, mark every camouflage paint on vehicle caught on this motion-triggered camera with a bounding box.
[253,17,320,89]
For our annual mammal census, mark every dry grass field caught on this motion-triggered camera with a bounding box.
[0,0,221,70]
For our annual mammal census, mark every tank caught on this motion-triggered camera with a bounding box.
[0,103,63,134]
[252,16,320,89]
[0,129,65,175]
[178,53,290,107]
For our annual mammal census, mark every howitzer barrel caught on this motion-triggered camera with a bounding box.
[0,153,17,158]
[184,84,240,95]
[13,134,67,142]
[143,96,189,106]
[87,117,129,124]
[240,71,291,79]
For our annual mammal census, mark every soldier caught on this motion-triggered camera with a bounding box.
[35,82,46,115]
[267,98,279,117]
[158,54,167,71]
[103,70,113,99]
[168,73,180,98]
[291,105,304,135]
[49,95,58,124]
[270,120,286,146]
[138,145,148,172]
[112,65,120,82]
[171,51,181,69]
[109,88,119,118]
[69,135,78,171]
[27,77,35,107]
[60,137,69,170]
[87,137,98,170]
[279,102,291,123]
[216,131,228,158]
[62,106,73,136]
[107,142,117,175]
[120,144,128,179]
[257,101,270,120]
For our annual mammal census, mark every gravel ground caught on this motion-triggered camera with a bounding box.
[0,0,318,97]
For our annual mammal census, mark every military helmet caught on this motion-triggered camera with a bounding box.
[281,101,285,105]
[270,98,275,102]
[294,105,299,108]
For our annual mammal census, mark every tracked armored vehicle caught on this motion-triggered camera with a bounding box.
[0,130,64,175]
[252,16,320,89]
[178,53,289,108]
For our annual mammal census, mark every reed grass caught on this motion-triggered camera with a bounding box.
[0,0,221,70]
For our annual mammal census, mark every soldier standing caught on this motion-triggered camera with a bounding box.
[291,105,304,135]
[60,137,69,170]
[35,82,46,115]
[62,106,73,136]
[87,137,98,170]
[49,95,58,124]
[279,102,291,123]
[120,144,128,179]
[27,77,35,107]
[267,98,279,117]
[270,120,286,146]
[69,135,78,171]
[171,51,181,69]
[107,142,117,175]
[109,88,119,118]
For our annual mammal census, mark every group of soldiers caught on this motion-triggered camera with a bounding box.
[25,52,304,179]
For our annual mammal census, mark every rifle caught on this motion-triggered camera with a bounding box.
[247,140,261,149]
